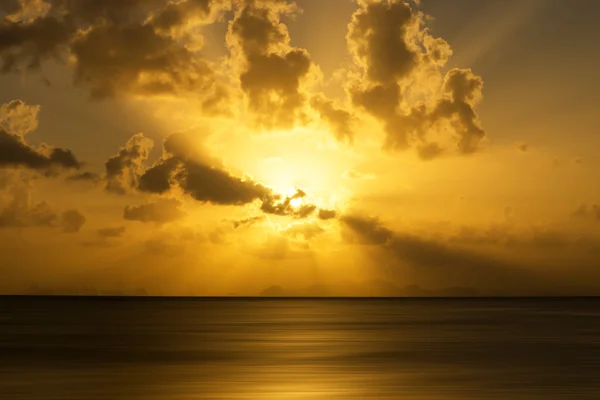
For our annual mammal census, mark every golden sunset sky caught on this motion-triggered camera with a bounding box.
[1,0,599,296]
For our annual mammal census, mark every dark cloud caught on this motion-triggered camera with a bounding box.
[232,215,265,228]
[180,161,268,205]
[138,157,180,194]
[70,20,217,98]
[60,209,86,233]
[1,0,227,103]
[139,154,321,217]
[340,214,394,245]
[138,132,271,206]
[344,216,600,294]
[105,133,153,194]
[348,0,417,85]
[124,198,186,224]
[40,145,81,169]
[67,171,101,183]
[429,68,485,155]
[0,127,81,171]
[347,0,486,158]
[0,15,72,73]
[572,204,600,221]
[151,0,215,33]
[339,214,549,293]
[260,188,316,218]
[57,0,166,24]
[119,130,325,219]
[97,226,126,238]
[310,95,355,143]
[0,100,81,172]
[516,143,529,152]
[317,208,337,220]
[227,1,312,129]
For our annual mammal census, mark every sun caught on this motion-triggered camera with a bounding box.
[289,197,303,208]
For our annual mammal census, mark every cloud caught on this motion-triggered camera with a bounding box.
[232,215,265,228]
[70,19,218,98]
[123,198,186,224]
[347,0,486,158]
[428,68,485,155]
[137,132,326,217]
[348,0,418,85]
[151,0,218,34]
[0,182,56,228]
[227,0,313,129]
[0,172,89,233]
[105,133,154,194]
[1,0,228,105]
[0,100,81,172]
[0,99,39,136]
[97,226,126,238]
[340,214,394,245]
[138,157,179,194]
[3,0,486,160]
[338,213,552,293]
[60,209,86,233]
[310,95,355,143]
[0,127,81,171]
[138,131,271,205]
[516,142,529,152]
[317,208,337,220]
[2,0,52,24]
[180,160,268,205]
[572,204,600,221]
[66,171,101,183]
[0,11,72,73]
[337,214,600,294]
[260,188,317,218]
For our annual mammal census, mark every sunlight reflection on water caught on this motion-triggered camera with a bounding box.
[1,298,600,399]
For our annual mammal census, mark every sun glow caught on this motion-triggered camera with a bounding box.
[289,196,304,208]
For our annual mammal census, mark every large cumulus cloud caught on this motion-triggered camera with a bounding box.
[347,0,486,158]
[1,0,228,104]
[226,0,314,129]
[105,133,154,195]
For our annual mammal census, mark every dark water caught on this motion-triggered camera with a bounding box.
[1,297,600,399]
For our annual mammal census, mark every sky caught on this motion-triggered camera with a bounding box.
[1,0,599,296]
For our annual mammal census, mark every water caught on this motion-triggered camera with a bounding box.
[1,297,600,399]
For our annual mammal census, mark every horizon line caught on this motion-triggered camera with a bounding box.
[1,295,600,300]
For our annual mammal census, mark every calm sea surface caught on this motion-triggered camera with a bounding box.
[1,297,600,399]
